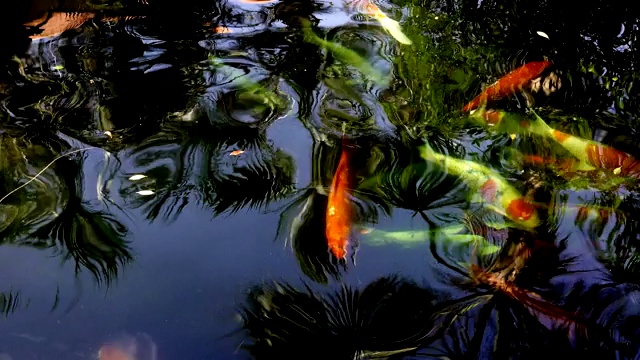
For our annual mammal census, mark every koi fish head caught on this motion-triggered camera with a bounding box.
[506,198,540,229]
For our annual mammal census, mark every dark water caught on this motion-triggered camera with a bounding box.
[0,0,639,359]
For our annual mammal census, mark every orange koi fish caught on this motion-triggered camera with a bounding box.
[326,138,353,259]
[462,61,553,113]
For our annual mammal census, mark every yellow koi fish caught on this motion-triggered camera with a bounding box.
[419,144,540,230]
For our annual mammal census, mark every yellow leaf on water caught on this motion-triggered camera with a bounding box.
[230,150,245,156]
[510,133,517,140]
[613,167,622,175]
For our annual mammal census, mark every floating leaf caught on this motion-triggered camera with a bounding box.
[128,174,147,181]
[136,190,155,196]
[536,31,550,39]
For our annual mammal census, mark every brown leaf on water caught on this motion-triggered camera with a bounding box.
[230,150,245,156]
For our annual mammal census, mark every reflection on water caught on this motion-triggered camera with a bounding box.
[0,0,639,358]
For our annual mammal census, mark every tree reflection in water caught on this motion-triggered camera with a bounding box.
[0,128,132,308]
[240,276,435,359]
[239,234,640,359]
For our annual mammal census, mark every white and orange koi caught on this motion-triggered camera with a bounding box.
[345,0,412,45]
[419,144,540,230]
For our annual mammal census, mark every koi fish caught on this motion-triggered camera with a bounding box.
[528,111,640,177]
[326,138,353,259]
[418,144,540,230]
[470,109,639,177]
[300,19,386,84]
[469,264,585,329]
[468,109,533,135]
[360,226,501,255]
[462,61,553,113]
[97,333,157,360]
[99,345,136,360]
[345,0,412,45]
[24,12,144,40]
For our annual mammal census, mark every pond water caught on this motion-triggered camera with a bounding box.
[0,0,639,359]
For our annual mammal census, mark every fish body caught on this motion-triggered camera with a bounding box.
[98,344,136,360]
[97,333,157,360]
[469,109,533,135]
[300,21,386,84]
[345,0,412,44]
[462,61,553,113]
[326,138,353,259]
[529,112,640,176]
[418,144,540,230]
[361,227,501,255]
[470,108,640,179]
[24,12,144,40]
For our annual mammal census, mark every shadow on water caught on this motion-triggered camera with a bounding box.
[0,0,639,358]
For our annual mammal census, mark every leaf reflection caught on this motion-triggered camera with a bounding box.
[0,290,27,317]
[0,130,132,286]
[239,276,435,359]
[118,121,296,221]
